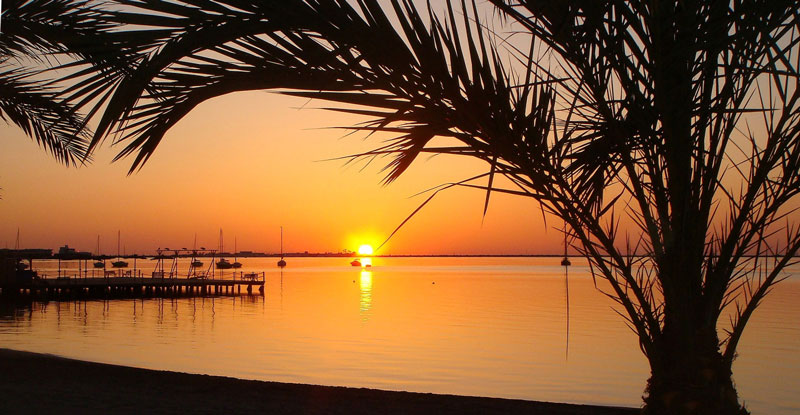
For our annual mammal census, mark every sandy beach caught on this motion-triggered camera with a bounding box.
[0,348,638,414]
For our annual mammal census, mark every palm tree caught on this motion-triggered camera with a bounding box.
[0,0,140,165]
[56,1,800,413]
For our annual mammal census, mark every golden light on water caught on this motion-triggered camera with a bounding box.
[359,270,373,317]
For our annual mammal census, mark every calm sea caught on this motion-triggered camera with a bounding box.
[1,257,798,414]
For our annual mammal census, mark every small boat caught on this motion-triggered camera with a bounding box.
[216,258,233,269]
[351,259,361,267]
[216,228,234,269]
[560,223,571,267]
[277,226,287,267]
[93,236,104,267]
[215,229,232,269]
[190,235,203,268]
[112,230,128,268]
[232,237,243,268]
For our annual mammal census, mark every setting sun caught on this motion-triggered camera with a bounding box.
[358,244,374,255]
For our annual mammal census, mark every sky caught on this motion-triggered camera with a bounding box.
[1,90,562,255]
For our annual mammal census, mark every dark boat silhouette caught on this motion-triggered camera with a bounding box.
[190,234,203,268]
[112,231,128,268]
[232,237,242,268]
[277,226,287,267]
[93,236,104,267]
[215,229,233,269]
[560,224,571,266]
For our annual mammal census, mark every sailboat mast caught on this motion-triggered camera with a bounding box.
[280,226,284,258]
[117,230,121,258]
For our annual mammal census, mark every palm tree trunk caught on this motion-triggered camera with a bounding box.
[643,309,746,414]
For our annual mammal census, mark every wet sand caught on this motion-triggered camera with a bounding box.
[0,348,639,414]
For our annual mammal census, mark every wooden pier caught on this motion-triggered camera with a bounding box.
[0,272,265,300]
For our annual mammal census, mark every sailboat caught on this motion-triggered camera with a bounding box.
[560,224,571,266]
[112,230,128,268]
[232,237,242,268]
[277,226,287,267]
[14,228,28,270]
[93,235,104,268]
[190,234,203,268]
[216,228,233,269]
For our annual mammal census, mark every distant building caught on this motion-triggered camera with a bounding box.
[58,245,76,256]
[56,245,92,259]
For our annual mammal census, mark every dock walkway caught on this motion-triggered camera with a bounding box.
[0,272,265,299]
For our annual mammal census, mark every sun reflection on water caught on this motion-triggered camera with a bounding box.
[359,270,373,318]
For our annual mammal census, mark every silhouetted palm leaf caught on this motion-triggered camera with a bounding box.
[0,66,89,163]
[0,0,136,164]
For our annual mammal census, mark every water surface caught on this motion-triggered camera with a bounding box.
[1,257,797,414]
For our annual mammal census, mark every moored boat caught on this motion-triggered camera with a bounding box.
[277,226,287,267]
[112,231,128,268]
[93,236,104,267]
[112,260,128,268]
[232,237,243,268]
[190,235,203,268]
[560,223,571,267]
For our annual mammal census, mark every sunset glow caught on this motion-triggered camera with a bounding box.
[0,103,553,255]
[357,244,374,256]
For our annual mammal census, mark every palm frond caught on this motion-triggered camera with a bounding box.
[0,66,90,164]
[0,0,131,165]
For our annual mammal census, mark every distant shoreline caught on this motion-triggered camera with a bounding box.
[5,250,572,260]
[186,253,568,258]
[0,348,638,415]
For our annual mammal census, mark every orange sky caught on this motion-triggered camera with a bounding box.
[1,91,561,255]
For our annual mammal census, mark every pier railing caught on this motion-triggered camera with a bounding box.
[36,270,265,283]
[2,270,266,299]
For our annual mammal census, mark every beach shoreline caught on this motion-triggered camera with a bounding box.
[0,348,638,414]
